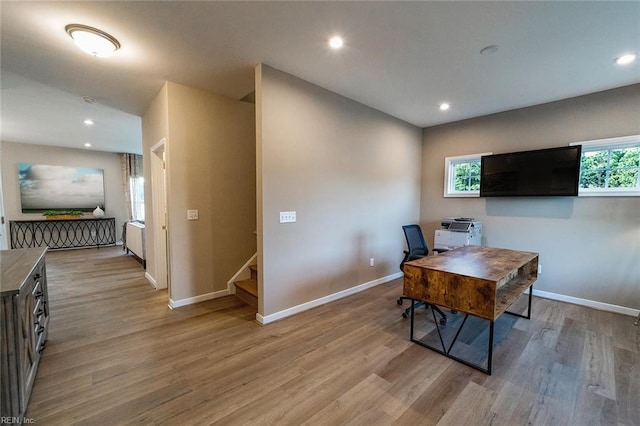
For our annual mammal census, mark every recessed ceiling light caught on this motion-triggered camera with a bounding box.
[84,119,94,126]
[439,103,450,111]
[84,143,92,148]
[614,53,637,65]
[65,24,120,57]
[83,96,95,104]
[329,36,344,49]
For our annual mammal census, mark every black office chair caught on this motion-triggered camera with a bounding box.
[397,224,447,324]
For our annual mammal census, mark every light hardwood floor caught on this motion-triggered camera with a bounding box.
[26,247,639,425]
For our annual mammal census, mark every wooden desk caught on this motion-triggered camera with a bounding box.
[403,245,538,374]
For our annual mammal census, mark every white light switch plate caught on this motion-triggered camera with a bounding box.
[187,209,199,221]
[279,211,296,223]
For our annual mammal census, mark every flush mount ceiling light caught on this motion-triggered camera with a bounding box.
[65,24,120,57]
[439,102,451,111]
[84,143,92,148]
[329,36,344,49]
[84,119,94,126]
[614,52,637,65]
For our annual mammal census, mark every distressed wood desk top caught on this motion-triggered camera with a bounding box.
[403,246,538,321]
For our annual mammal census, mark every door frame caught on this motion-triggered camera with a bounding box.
[0,147,7,249]
[150,138,169,293]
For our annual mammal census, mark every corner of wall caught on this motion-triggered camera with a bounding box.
[255,63,265,317]
[141,82,170,296]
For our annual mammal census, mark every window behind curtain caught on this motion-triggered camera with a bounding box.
[130,175,145,221]
[121,153,144,221]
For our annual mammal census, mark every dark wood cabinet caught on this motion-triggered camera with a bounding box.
[0,247,49,422]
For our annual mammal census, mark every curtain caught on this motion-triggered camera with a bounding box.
[120,153,143,221]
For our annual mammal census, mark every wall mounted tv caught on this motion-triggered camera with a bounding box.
[480,146,582,197]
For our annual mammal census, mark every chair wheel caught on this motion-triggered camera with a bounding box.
[439,318,447,325]
[397,298,403,305]
[402,312,408,319]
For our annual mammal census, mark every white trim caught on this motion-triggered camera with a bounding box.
[255,272,403,325]
[169,288,231,309]
[577,189,639,197]
[532,289,639,317]
[0,146,7,249]
[145,272,157,289]
[569,134,640,150]
[444,190,481,198]
[150,138,166,153]
[227,253,258,294]
[150,138,169,292]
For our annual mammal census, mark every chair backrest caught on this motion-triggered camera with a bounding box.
[402,224,429,259]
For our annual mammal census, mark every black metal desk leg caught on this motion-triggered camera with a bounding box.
[487,321,495,375]
[410,299,415,340]
[505,284,533,320]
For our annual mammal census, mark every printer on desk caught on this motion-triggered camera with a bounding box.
[434,217,483,252]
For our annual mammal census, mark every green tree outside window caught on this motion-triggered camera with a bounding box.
[580,147,639,189]
[453,161,481,191]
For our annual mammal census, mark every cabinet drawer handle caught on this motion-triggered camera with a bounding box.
[37,326,46,335]
[33,273,41,280]
[38,342,46,353]
[34,291,44,298]
[34,308,44,317]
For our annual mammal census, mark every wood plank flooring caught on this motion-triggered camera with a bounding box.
[26,247,639,425]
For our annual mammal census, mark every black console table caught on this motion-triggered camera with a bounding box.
[10,218,116,250]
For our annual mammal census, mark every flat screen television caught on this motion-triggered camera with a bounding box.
[480,146,582,197]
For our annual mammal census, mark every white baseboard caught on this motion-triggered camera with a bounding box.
[532,289,639,317]
[145,272,157,289]
[169,288,231,309]
[256,272,403,325]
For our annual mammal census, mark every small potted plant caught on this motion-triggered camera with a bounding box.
[42,210,84,220]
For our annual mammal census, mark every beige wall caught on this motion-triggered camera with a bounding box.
[142,81,256,303]
[0,141,127,243]
[420,84,640,310]
[141,83,169,289]
[257,64,422,318]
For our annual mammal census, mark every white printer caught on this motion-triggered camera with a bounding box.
[434,217,483,252]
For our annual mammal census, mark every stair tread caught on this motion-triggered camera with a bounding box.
[235,278,257,297]
[248,264,258,279]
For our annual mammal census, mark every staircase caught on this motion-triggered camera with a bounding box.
[233,264,258,310]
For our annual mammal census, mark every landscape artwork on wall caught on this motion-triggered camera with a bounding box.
[18,163,105,212]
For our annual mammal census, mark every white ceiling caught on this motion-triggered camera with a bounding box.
[1,1,639,155]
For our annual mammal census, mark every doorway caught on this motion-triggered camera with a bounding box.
[0,147,6,249]
[150,139,169,293]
